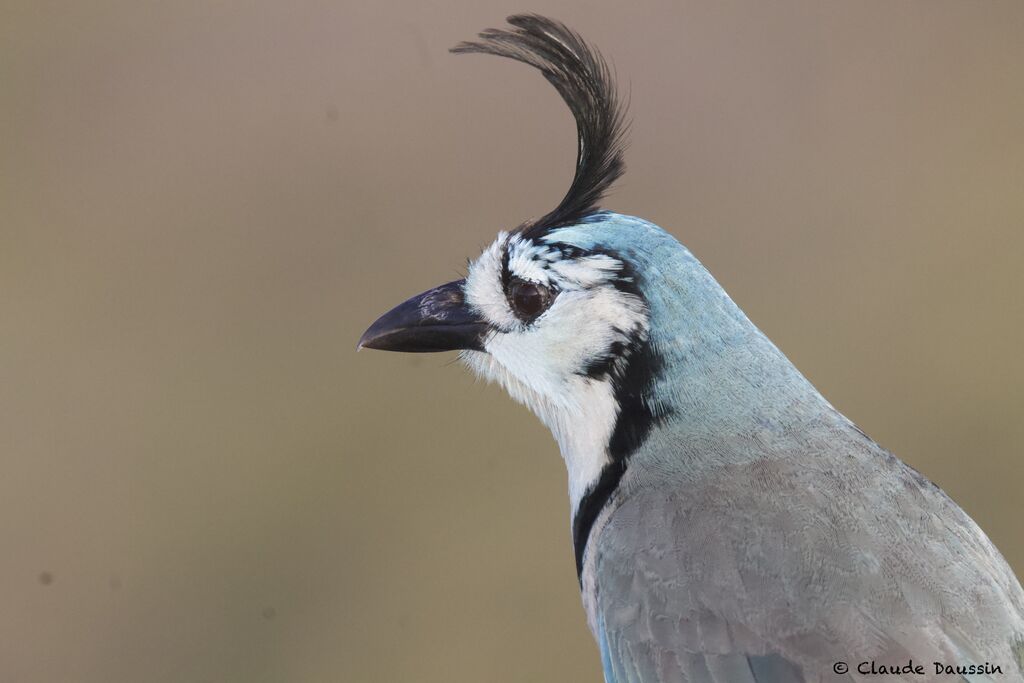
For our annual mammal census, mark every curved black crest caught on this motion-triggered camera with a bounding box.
[451,15,628,237]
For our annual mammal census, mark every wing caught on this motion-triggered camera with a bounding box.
[598,623,807,683]
[588,437,1024,683]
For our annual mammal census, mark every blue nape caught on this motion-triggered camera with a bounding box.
[546,213,836,452]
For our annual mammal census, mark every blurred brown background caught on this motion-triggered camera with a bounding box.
[2,2,1022,681]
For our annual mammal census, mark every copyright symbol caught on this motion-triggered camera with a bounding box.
[833,662,849,674]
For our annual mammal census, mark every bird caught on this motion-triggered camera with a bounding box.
[358,14,1024,683]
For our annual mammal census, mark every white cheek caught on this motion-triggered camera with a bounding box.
[482,291,632,400]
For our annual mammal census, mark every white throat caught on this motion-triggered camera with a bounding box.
[461,351,617,510]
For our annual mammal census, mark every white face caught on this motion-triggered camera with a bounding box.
[459,231,649,508]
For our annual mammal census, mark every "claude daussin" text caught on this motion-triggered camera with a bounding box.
[851,660,1003,676]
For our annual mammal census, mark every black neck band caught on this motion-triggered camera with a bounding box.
[571,327,667,582]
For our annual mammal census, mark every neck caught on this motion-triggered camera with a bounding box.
[540,376,620,512]
[566,324,835,580]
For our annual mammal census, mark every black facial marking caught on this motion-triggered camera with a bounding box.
[579,340,627,381]
[606,342,665,460]
[499,245,513,293]
[570,255,670,582]
[552,242,588,260]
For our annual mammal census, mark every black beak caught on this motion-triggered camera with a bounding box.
[357,279,488,353]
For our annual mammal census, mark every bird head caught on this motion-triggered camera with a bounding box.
[359,16,821,543]
[358,16,659,498]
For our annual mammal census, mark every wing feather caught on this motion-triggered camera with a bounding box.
[589,438,1024,682]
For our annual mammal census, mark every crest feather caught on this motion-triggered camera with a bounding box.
[451,15,628,236]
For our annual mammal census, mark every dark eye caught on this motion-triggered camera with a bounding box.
[508,279,554,321]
